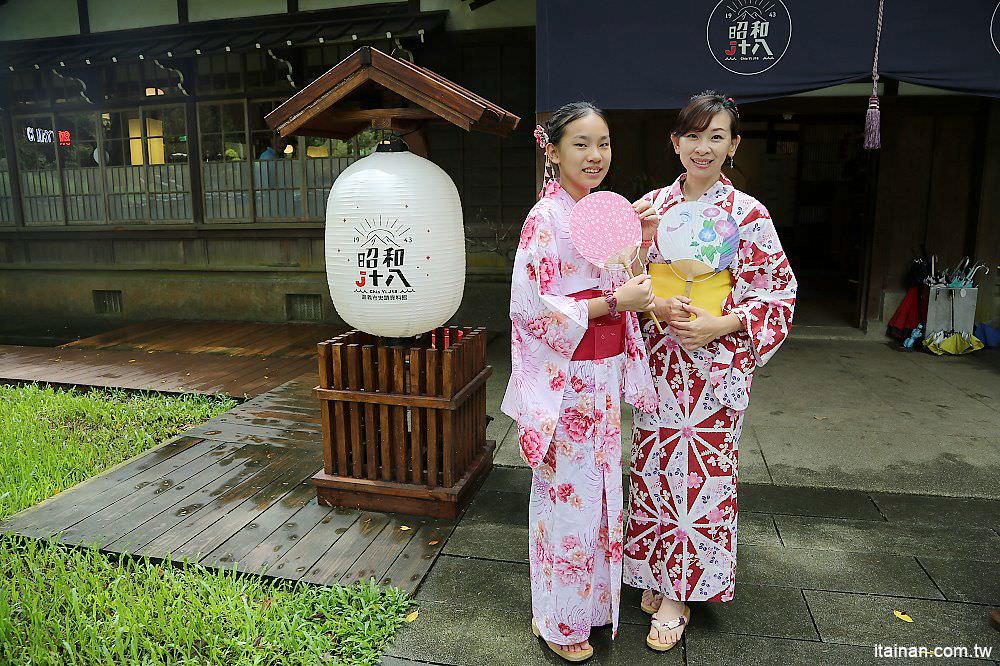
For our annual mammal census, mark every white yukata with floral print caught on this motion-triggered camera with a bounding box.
[501,181,656,646]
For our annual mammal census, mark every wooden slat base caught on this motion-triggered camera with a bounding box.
[312,441,495,519]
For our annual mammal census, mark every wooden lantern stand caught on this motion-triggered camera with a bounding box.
[265,47,519,518]
[311,328,492,518]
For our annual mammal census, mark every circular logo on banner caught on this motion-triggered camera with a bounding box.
[707,0,792,76]
[992,2,1000,55]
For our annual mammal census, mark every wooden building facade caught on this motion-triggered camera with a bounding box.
[0,0,535,338]
[1,0,997,339]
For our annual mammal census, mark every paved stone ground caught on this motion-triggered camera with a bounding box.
[383,338,1000,665]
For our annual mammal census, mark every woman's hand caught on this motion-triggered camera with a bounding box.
[652,296,691,323]
[669,305,726,350]
[633,198,659,242]
[614,274,655,312]
[669,306,744,350]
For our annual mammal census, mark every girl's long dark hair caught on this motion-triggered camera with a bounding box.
[545,101,607,146]
[540,101,608,186]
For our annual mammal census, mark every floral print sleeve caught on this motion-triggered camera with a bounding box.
[711,198,797,410]
[517,208,590,356]
[502,200,589,467]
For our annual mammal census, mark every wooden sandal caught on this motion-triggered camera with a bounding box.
[646,605,690,652]
[531,618,594,662]
[640,590,662,614]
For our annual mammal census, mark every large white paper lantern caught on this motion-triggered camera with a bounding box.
[325,147,465,337]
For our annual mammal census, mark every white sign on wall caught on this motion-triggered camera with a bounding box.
[25,127,56,144]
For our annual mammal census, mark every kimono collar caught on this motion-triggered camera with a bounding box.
[542,179,586,212]
[665,173,734,208]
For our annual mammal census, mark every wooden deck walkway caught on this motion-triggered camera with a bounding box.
[0,320,453,594]
[0,375,453,593]
[0,320,343,398]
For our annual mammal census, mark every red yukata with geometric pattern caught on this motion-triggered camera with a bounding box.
[624,174,796,603]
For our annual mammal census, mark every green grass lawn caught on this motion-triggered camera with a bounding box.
[0,384,412,665]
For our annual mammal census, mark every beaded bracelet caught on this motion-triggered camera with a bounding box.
[603,289,620,319]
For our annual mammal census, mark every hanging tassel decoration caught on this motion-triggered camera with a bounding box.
[865,95,880,150]
[865,0,885,150]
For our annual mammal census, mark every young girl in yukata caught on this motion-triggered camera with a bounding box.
[625,91,797,651]
[500,102,659,662]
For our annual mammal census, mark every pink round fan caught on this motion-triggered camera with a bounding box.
[569,191,642,269]
[569,190,663,331]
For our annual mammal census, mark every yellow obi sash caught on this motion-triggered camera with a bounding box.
[649,264,733,317]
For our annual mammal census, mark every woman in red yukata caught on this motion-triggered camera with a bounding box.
[501,102,658,662]
[625,91,797,651]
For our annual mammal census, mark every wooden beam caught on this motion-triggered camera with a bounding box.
[370,49,487,122]
[369,69,472,131]
[326,108,439,123]
[185,100,205,225]
[273,69,373,138]
[284,124,369,141]
[314,368,490,411]
[77,0,90,34]
[266,49,368,129]
[392,123,430,158]
[0,109,26,228]
[266,46,519,139]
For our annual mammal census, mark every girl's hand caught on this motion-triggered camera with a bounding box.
[633,198,659,241]
[669,304,726,350]
[614,274,655,312]
[652,296,692,323]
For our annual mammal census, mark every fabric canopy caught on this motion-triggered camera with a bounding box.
[537,0,1000,111]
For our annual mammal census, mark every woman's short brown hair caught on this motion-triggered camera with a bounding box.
[672,90,740,137]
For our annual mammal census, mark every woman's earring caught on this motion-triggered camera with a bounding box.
[729,155,735,169]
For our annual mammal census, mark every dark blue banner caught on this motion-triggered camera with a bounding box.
[537,0,1000,111]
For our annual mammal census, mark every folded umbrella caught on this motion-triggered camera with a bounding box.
[923,289,984,355]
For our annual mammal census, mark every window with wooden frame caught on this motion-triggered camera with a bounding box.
[196,54,243,95]
[303,130,376,218]
[101,105,192,223]
[245,51,296,95]
[199,98,371,223]
[105,60,185,102]
[55,111,104,224]
[14,115,63,225]
[10,71,51,108]
[250,99,300,220]
[199,101,249,221]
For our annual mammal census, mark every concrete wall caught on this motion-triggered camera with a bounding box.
[0,0,79,40]
[0,0,537,40]
[301,0,397,9]
[89,0,177,32]
[420,0,534,31]
[188,0,287,22]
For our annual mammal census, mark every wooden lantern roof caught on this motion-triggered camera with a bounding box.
[265,46,520,140]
